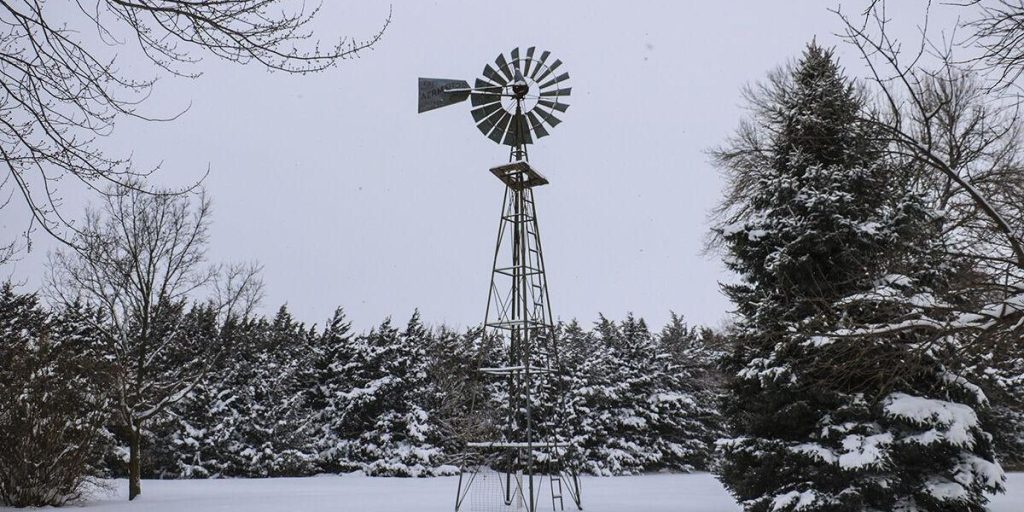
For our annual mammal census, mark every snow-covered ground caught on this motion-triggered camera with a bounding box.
[11,473,1023,511]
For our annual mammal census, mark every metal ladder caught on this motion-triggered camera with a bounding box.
[550,474,565,511]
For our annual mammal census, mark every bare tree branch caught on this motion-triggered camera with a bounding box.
[0,0,390,251]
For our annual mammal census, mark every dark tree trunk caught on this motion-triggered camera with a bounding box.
[128,422,142,500]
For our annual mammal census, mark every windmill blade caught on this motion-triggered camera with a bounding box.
[503,113,533,146]
[495,53,514,82]
[418,78,470,113]
[534,59,562,84]
[477,109,508,134]
[511,48,523,77]
[526,111,549,138]
[474,76,503,89]
[485,111,513,144]
[538,99,570,113]
[540,72,570,90]
[530,51,551,80]
[522,47,536,79]
[535,108,562,127]
[470,92,501,108]
[471,102,503,123]
[482,64,507,86]
[471,79,503,107]
[539,87,571,97]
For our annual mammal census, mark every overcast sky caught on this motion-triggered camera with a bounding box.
[1,1,964,332]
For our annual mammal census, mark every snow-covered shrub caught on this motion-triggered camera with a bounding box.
[0,285,111,506]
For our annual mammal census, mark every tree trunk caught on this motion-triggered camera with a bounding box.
[128,421,142,501]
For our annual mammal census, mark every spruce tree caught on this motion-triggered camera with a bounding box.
[712,44,1003,511]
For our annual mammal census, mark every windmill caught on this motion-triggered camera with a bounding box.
[418,48,582,512]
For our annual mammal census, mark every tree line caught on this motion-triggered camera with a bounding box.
[0,268,724,506]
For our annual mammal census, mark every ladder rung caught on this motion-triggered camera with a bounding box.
[479,366,555,376]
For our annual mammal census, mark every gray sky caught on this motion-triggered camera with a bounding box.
[1,1,961,332]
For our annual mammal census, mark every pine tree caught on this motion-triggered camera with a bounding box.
[146,304,231,478]
[303,307,357,472]
[712,43,1003,511]
[248,306,317,476]
[652,314,724,472]
[337,313,451,476]
[552,320,601,473]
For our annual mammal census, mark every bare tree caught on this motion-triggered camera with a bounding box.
[966,0,1024,89]
[0,1,389,248]
[825,2,1024,343]
[46,184,263,500]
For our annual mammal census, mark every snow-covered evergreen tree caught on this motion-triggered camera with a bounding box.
[237,306,317,476]
[146,304,231,478]
[337,313,452,476]
[303,307,357,472]
[590,314,661,474]
[712,43,1004,511]
[175,314,266,478]
[554,314,722,475]
[103,306,728,479]
[557,319,617,475]
[422,325,489,457]
[155,305,317,478]
[652,313,724,472]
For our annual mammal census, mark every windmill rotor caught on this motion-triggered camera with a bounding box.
[417,47,571,147]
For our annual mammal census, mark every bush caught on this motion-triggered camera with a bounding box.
[0,286,110,507]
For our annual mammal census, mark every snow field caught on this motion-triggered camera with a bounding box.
[15,473,1024,512]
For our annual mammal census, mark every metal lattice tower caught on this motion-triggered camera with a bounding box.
[418,47,582,512]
